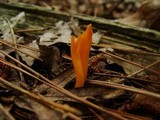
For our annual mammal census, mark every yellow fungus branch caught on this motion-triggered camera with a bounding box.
[71,24,93,88]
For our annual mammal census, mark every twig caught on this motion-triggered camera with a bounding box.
[0,77,81,117]
[89,108,104,120]
[88,80,160,100]
[128,59,160,77]
[1,53,152,120]
[68,113,82,120]
[112,59,160,85]
[0,51,126,120]
[0,104,15,120]
[98,59,160,91]
[0,28,47,34]
[0,57,144,120]
[0,39,42,61]
[103,51,160,76]
[93,73,160,85]
[92,44,160,57]
[6,18,25,82]
[14,28,47,33]
[0,39,39,52]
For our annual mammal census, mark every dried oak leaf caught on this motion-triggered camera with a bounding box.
[18,41,40,66]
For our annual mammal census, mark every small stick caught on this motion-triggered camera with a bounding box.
[0,51,126,120]
[0,39,39,52]
[14,28,46,33]
[88,80,160,100]
[0,104,15,120]
[89,108,104,120]
[0,56,151,120]
[93,73,160,85]
[0,28,47,34]
[128,59,160,77]
[103,51,160,76]
[0,77,81,116]
[92,44,160,57]
[0,40,42,61]
[6,18,25,82]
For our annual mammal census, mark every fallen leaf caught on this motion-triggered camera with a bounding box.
[92,31,103,44]
[38,44,60,75]
[18,41,40,66]
[0,12,25,44]
[11,96,65,120]
[25,97,65,120]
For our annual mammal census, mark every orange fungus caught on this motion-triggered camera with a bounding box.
[71,24,92,88]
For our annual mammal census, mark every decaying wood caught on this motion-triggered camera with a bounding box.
[119,0,160,30]
[0,2,160,52]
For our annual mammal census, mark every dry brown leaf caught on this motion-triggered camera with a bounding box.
[39,45,60,75]
[11,97,65,120]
